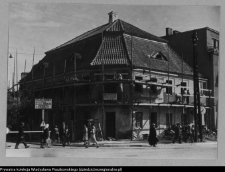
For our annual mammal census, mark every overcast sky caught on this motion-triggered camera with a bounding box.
[8,2,220,88]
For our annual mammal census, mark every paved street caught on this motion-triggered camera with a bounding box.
[6,142,217,159]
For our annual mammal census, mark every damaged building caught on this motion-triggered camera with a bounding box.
[20,12,213,141]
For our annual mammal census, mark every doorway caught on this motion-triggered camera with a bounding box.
[106,112,116,138]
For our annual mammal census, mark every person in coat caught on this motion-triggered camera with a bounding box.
[172,123,182,144]
[85,123,99,148]
[148,123,158,147]
[61,122,66,147]
[83,124,88,145]
[40,124,50,148]
[53,125,60,143]
[15,122,29,149]
[65,125,70,145]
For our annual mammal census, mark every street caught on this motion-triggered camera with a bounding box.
[6,142,217,159]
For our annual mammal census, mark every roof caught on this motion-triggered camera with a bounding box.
[162,27,219,38]
[46,19,168,54]
[123,34,193,75]
[21,19,196,82]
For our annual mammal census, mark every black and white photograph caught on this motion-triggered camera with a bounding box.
[1,0,224,166]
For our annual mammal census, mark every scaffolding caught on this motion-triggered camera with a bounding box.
[20,30,214,142]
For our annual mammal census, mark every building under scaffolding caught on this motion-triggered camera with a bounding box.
[19,12,213,141]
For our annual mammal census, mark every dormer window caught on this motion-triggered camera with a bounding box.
[149,52,167,61]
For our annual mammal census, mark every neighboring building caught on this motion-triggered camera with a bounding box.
[162,27,219,130]
[19,12,211,141]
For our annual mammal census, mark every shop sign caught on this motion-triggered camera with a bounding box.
[35,99,52,109]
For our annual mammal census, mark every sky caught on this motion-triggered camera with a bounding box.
[8,2,220,89]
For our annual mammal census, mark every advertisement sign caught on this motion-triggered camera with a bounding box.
[35,99,52,109]
[103,93,117,100]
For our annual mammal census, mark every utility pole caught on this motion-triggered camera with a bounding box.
[192,30,202,142]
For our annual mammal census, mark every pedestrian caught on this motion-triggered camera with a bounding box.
[15,122,29,149]
[61,122,66,147]
[191,125,195,142]
[172,123,181,144]
[186,90,190,104]
[65,126,70,145]
[40,124,50,148]
[83,124,88,145]
[148,123,158,147]
[184,124,193,143]
[85,123,99,148]
[53,125,60,143]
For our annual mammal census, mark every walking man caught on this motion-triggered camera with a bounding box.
[15,122,29,149]
[85,123,99,148]
[172,123,181,144]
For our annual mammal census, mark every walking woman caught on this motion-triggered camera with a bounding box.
[83,124,88,145]
[148,123,158,147]
[41,124,50,148]
[85,123,99,148]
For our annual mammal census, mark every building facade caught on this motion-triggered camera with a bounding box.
[162,27,219,130]
[20,12,212,141]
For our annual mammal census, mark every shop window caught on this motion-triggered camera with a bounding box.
[135,83,143,93]
[166,80,173,95]
[135,112,143,128]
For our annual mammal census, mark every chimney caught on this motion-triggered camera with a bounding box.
[108,11,118,23]
[166,27,173,36]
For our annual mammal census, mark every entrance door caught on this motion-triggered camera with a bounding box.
[106,112,116,138]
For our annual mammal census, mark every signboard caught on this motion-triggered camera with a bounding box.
[103,93,117,100]
[35,99,52,109]
[40,121,46,127]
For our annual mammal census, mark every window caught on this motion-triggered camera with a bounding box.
[135,76,143,81]
[135,112,143,128]
[135,83,143,93]
[105,74,114,80]
[212,38,219,49]
[181,82,187,94]
[105,83,117,93]
[200,82,207,95]
[150,85,157,94]
[166,113,173,127]
[166,80,173,95]
[181,113,188,125]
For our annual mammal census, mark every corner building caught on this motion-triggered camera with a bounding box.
[20,12,212,141]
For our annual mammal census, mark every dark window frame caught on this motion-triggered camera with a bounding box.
[166,80,173,95]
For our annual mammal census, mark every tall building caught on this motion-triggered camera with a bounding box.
[162,27,219,131]
[19,12,212,141]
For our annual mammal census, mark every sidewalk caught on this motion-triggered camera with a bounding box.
[7,137,216,148]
